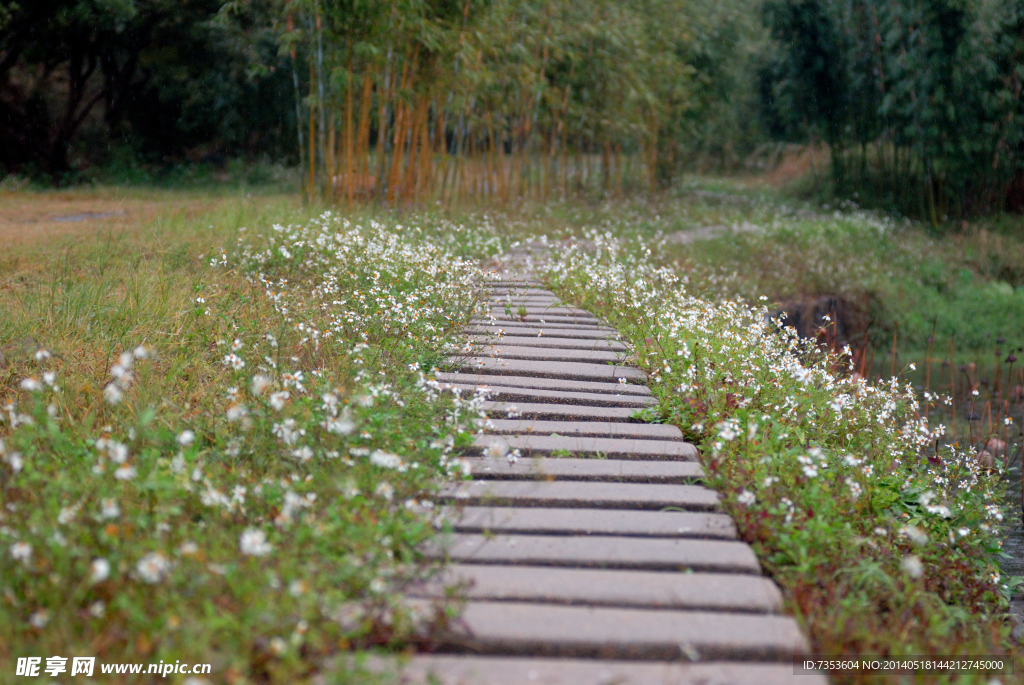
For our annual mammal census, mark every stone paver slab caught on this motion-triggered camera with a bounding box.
[486,434,698,460]
[488,306,595,317]
[437,372,650,395]
[453,357,646,383]
[449,384,655,407]
[475,419,682,440]
[469,318,616,331]
[413,600,807,659]
[412,565,782,612]
[486,297,563,306]
[468,335,629,351]
[464,325,621,340]
[483,278,545,285]
[463,345,623,363]
[443,506,736,538]
[485,288,556,297]
[398,656,825,685]
[425,534,760,573]
[473,315,606,327]
[418,263,815,681]
[461,456,703,483]
[482,402,640,421]
[486,312,597,323]
[440,480,719,510]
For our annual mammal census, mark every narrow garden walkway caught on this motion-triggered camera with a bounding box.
[400,245,823,684]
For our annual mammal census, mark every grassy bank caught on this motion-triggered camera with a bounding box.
[0,192,493,681]
[3,179,1023,682]
[546,239,1016,682]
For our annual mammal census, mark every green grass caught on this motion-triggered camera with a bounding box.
[547,242,1018,683]
[4,178,1024,682]
[0,196,492,681]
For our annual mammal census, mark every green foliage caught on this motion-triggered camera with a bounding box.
[0,0,296,179]
[0,201,486,677]
[266,0,767,200]
[760,0,1024,220]
[547,234,1015,666]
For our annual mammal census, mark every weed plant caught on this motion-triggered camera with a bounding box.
[546,233,1017,678]
[5,179,1023,679]
[0,205,493,679]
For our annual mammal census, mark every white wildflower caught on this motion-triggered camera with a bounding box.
[483,439,509,459]
[375,481,395,501]
[272,419,303,446]
[19,377,42,391]
[226,404,249,422]
[100,498,120,520]
[136,552,172,584]
[103,383,123,405]
[269,391,289,411]
[89,558,111,583]
[57,505,79,525]
[369,450,405,471]
[10,541,32,563]
[845,477,862,499]
[114,465,137,481]
[899,525,928,546]
[240,529,273,556]
[222,354,246,370]
[901,554,923,578]
[324,406,355,435]
[251,374,273,396]
[4,451,23,473]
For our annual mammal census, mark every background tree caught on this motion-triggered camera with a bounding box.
[759,0,1024,220]
[0,0,295,179]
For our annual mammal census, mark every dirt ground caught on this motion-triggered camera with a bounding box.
[0,189,226,248]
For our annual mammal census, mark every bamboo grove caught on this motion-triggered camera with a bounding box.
[760,0,1024,221]
[282,0,758,205]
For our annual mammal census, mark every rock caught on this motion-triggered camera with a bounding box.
[770,295,864,349]
[976,450,995,471]
[984,437,1007,457]
[665,222,760,245]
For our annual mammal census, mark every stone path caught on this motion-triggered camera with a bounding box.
[398,253,822,684]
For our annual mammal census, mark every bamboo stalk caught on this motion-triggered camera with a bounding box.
[308,61,316,205]
[950,338,957,442]
[326,109,336,201]
[356,72,374,196]
[345,66,354,204]
[924,333,934,421]
[890,325,898,378]
[375,66,389,199]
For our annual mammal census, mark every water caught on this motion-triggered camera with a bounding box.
[1002,451,1024,586]
[868,359,1024,591]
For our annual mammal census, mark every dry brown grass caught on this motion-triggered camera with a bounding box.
[0,188,302,282]
[1,189,197,246]
[757,144,830,188]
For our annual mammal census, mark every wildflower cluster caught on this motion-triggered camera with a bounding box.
[0,213,488,674]
[236,213,486,356]
[546,230,1010,657]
